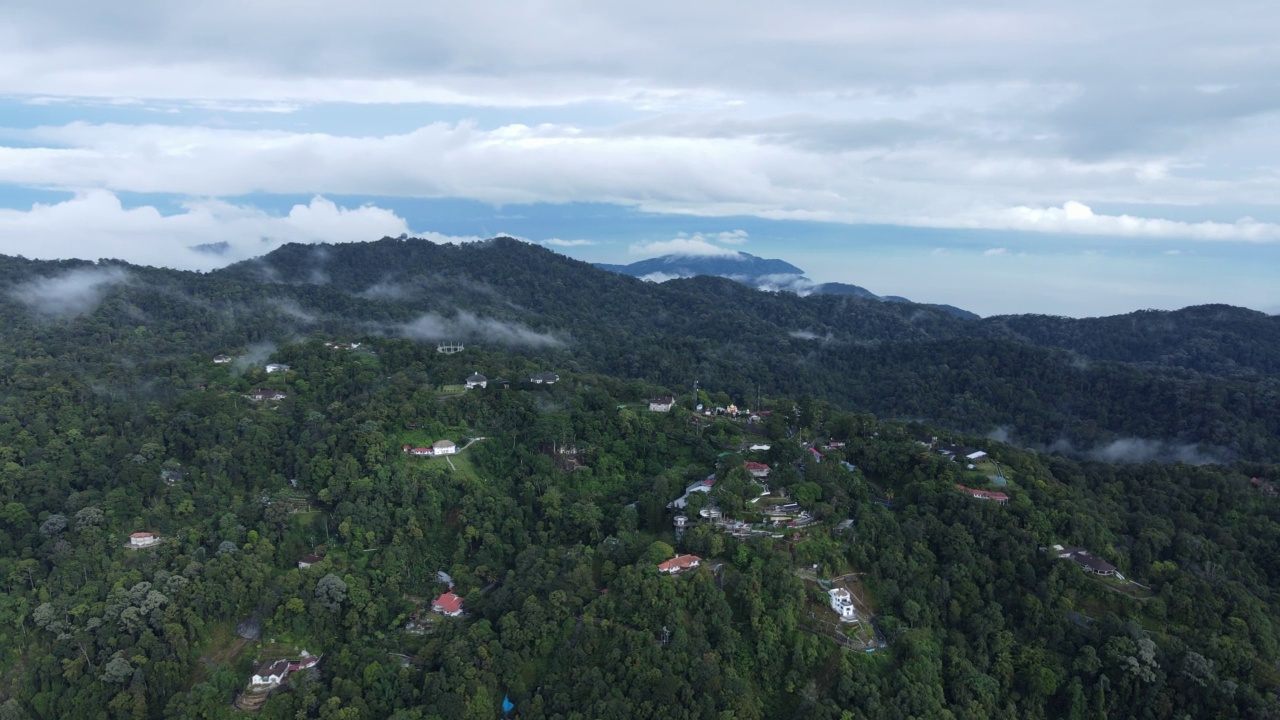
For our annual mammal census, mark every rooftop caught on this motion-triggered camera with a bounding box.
[657,554,703,572]
[433,591,464,614]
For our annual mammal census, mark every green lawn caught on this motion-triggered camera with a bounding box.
[963,458,1010,487]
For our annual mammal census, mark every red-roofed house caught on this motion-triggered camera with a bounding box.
[402,445,433,456]
[129,532,160,548]
[657,554,702,574]
[744,462,771,479]
[432,590,464,617]
[288,653,321,672]
[955,484,1009,504]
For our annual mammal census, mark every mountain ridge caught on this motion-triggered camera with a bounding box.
[3,236,1279,461]
[594,250,980,319]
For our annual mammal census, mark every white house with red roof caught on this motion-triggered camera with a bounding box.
[955,484,1009,504]
[744,462,771,479]
[432,590,464,617]
[657,554,702,574]
[129,532,160,548]
[403,445,433,456]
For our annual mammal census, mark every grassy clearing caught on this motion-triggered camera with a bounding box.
[187,621,250,688]
[1093,574,1155,600]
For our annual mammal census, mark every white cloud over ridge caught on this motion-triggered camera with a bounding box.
[0,191,422,269]
[8,266,130,317]
[399,310,562,347]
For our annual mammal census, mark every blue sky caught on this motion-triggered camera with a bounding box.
[1,1,1278,317]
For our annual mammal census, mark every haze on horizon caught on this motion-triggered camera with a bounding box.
[1,0,1278,317]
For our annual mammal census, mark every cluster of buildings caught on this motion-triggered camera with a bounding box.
[402,440,458,457]
[250,389,287,401]
[465,371,559,390]
[323,342,361,350]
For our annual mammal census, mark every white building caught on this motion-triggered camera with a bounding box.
[265,363,290,373]
[432,440,457,456]
[252,660,291,687]
[668,476,715,509]
[648,396,675,412]
[829,588,858,622]
[465,372,488,389]
[129,532,160,548]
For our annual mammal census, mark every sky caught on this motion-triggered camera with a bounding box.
[1,1,1279,317]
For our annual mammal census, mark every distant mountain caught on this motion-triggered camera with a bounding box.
[595,252,804,281]
[596,252,979,319]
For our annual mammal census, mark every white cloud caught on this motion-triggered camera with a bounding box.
[713,230,749,244]
[639,272,681,283]
[2,2,1280,257]
[542,238,598,247]
[8,266,130,318]
[983,247,1008,256]
[630,237,742,257]
[399,310,562,347]
[7,120,1279,245]
[970,201,1280,241]
[0,191,416,269]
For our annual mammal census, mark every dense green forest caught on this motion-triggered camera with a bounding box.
[1,239,1280,718]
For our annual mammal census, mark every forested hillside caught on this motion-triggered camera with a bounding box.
[1,329,1279,719]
